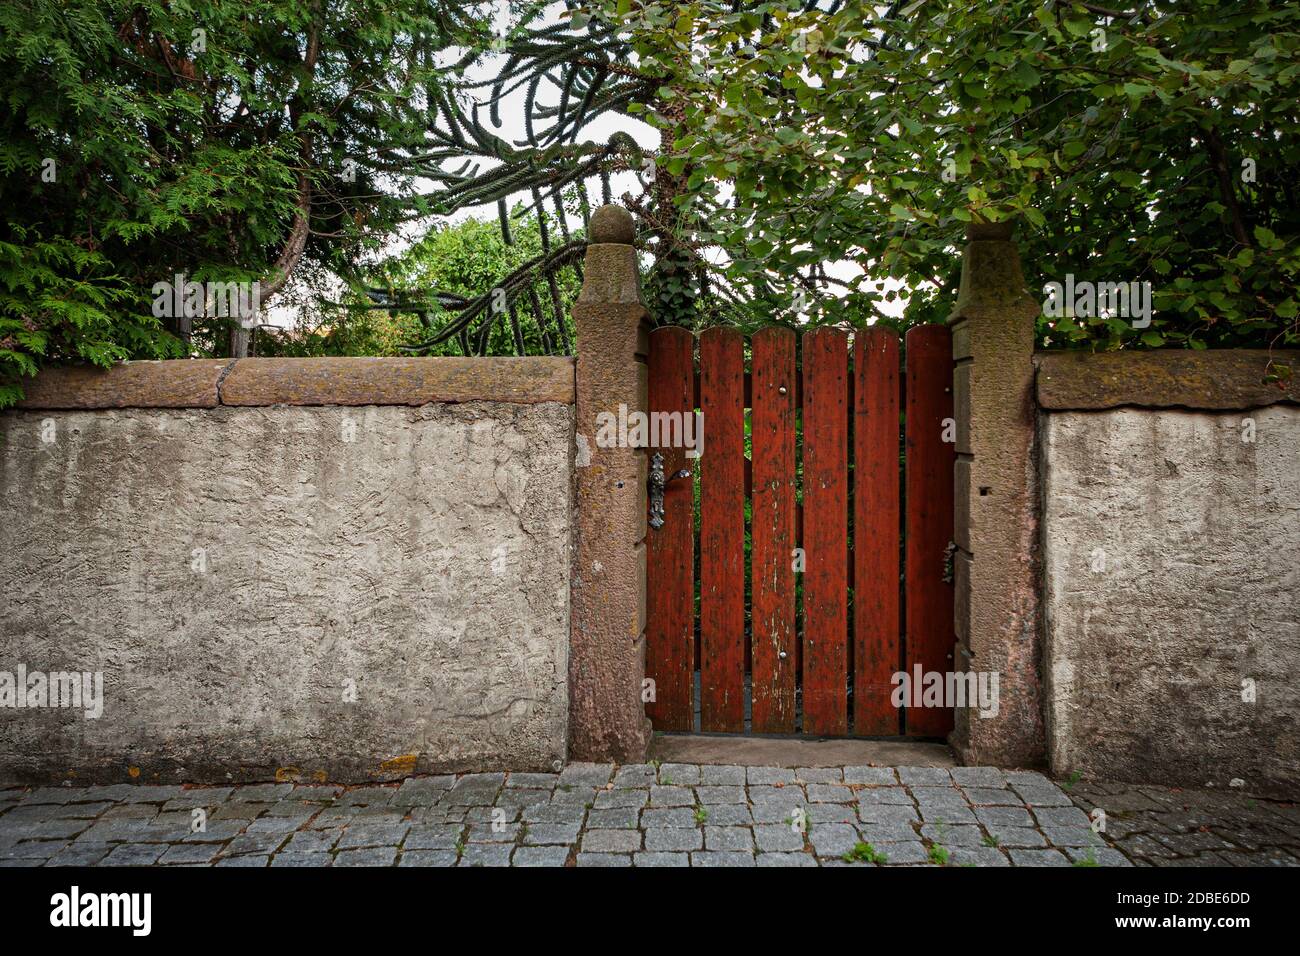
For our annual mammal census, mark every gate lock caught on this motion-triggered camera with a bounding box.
[648,451,692,530]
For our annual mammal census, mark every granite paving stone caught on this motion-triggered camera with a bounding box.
[704,826,754,851]
[749,804,799,825]
[921,824,983,846]
[512,845,570,867]
[1065,847,1133,867]
[806,804,858,824]
[809,823,860,858]
[1033,806,1092,828]
[949,846,1010,867]
[747,767,797,785]
[964,787,1022,806]
[795,768,844,784]
[692,851,754,867]
[523,823,581,846]
[586,808,639,829]
[877,841,930,864]
[917,805,978,826]
[495,789,552,813]
[857,787,914,806]
[985,825,1048,848]
[898,767,952,786]
[550,786,598,806]
[45,843,111,867]
[695,785,745,805]
[1014,785,1072,807]
[466,822,521,843]
[505,773,558,790]
[334,847,399,867]
[843,767,898,785]
[649,785,695,807]
[949,767,1006,788]
[100,844,167,866]
[158,843,223,865]
[635,852,690,867]
[593,788,648,810]
[399,850,459,867]
[458,844,512,867]
[523,803,588,826]
[757,851,818,867]
[699,805,752,826]
[282,830,342,854]
[645,827,703,852]
[393,778,456,806]
[641,808,696,828]
[225,832,292,856]
[859,822,922,843]
[270,852,332,868]
[699,765,746,785]
[1009,848,1072,867]
[975,805,1035,828]
[558,763,614,788]
[612,765,657,788]
[404,824,463,850]
[582,829,642,853]
[229,784,294,803]
[1044,826,1106,847]
[754,824,805,852]
[337,822,410,848]
[658,764,701,786]
[806,784,854,803]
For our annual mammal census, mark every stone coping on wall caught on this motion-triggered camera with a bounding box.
[14,356,576,410]
[1035,349,1299,411]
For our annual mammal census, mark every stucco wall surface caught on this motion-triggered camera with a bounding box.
[1042,406,1299,795]
[0,401,573,783]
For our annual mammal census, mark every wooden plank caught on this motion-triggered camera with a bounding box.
[698,327,746,732]
[646,327,696,732]
[801,327,850,736]
[750,327,797,733]
[853,328,902,735]
[904,324,956,737]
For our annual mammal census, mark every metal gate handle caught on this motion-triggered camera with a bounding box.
[648,451,692,529]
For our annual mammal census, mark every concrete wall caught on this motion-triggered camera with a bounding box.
[0,359,576,784]
[1038,351,1299,796]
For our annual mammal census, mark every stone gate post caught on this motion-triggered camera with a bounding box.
[948,221,1046,767]
[568,204,653,762]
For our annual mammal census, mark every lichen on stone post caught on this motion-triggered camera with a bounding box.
[568,204,653,763]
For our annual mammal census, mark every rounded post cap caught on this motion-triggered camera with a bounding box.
[589,204,635,244]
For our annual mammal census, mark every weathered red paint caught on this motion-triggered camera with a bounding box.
[698,327,746,732]
[646,326,696,731]
[750,327,797,733]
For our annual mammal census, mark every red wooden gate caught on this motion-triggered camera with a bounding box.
[645,324,955,737]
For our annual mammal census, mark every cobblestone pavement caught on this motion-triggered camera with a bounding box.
[0,765,1294,867]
